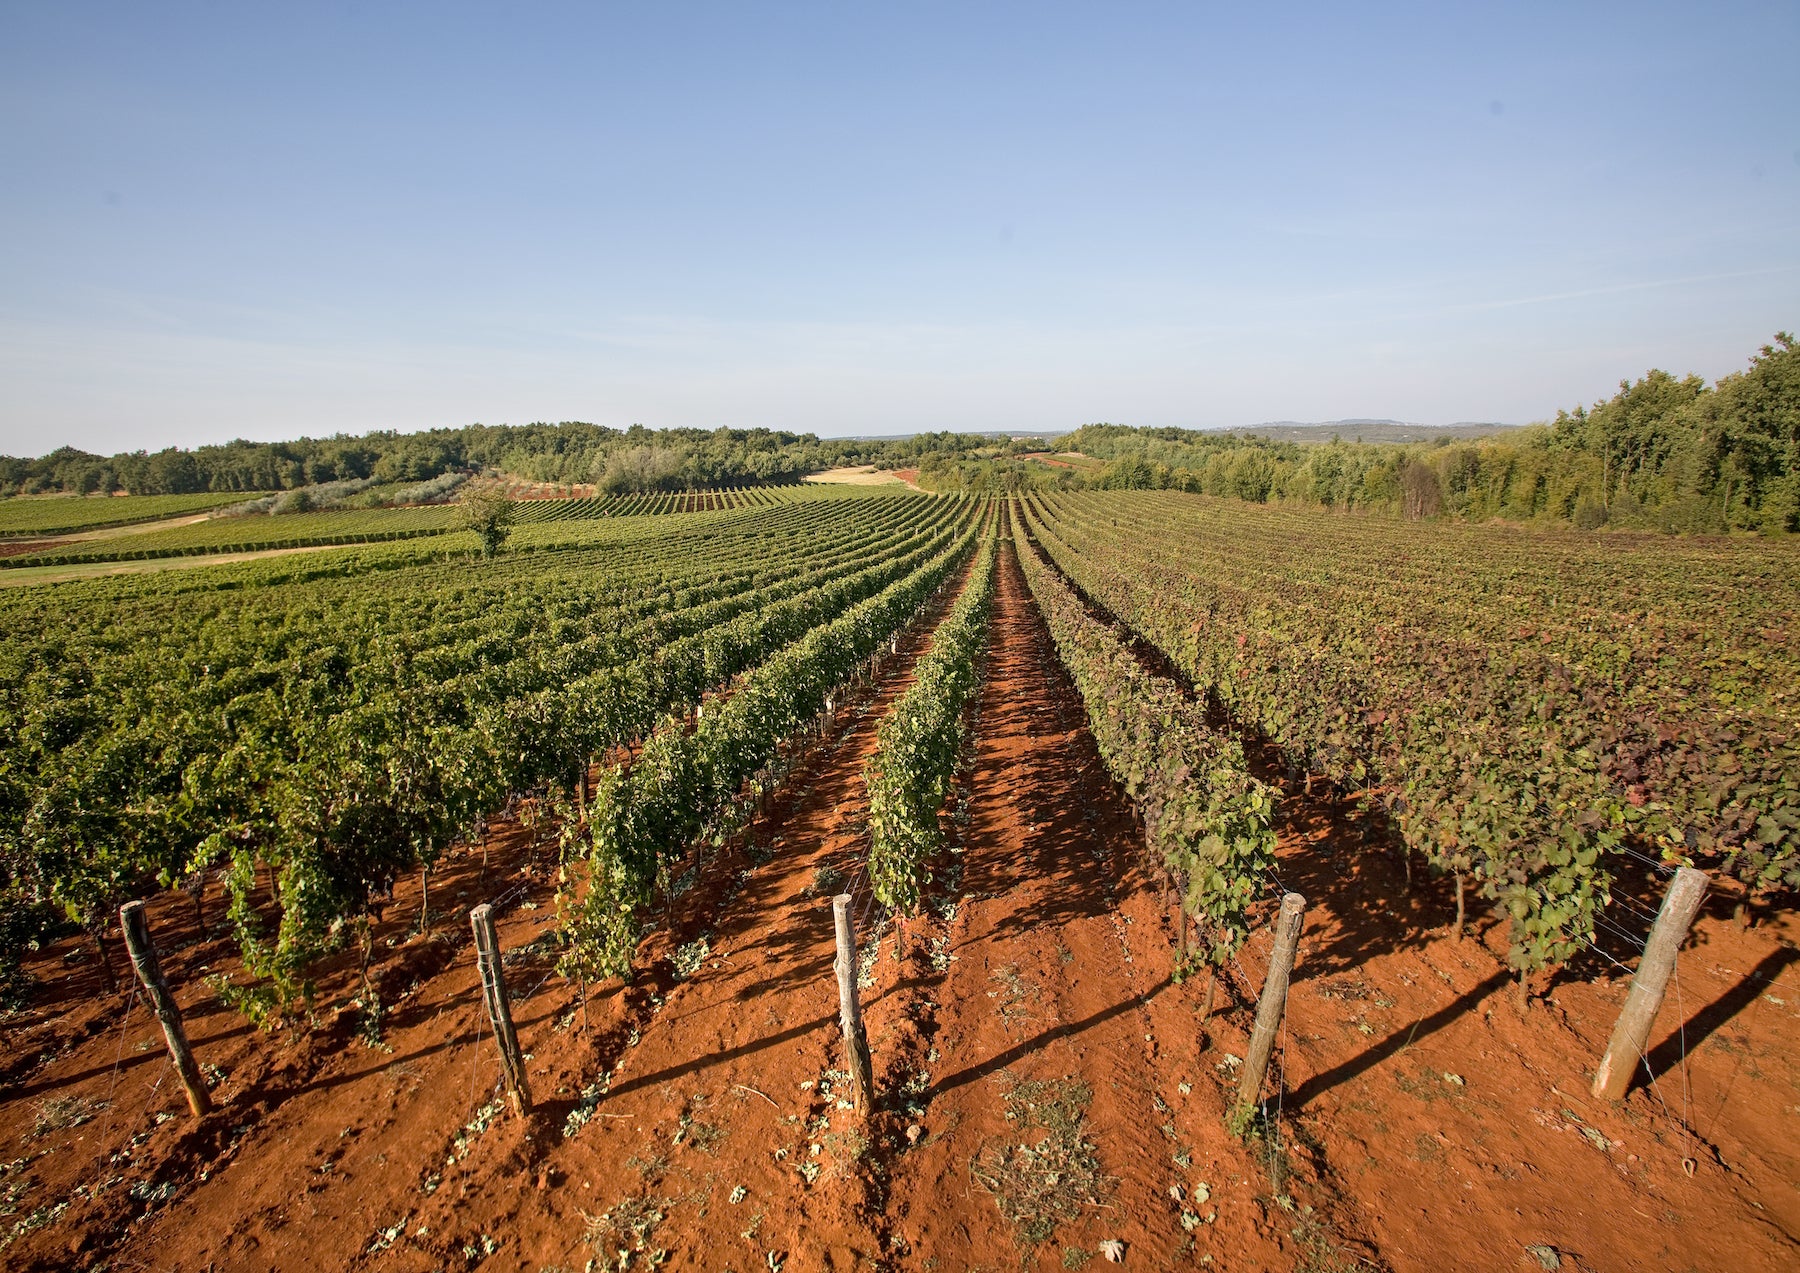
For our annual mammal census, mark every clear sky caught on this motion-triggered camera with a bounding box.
[2,2,1795,455]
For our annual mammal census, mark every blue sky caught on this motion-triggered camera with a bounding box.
[2,2,1795,454]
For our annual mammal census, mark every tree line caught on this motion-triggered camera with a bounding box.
[0,424,991,499]
[8,333,1794,532]
[1064,334,1798,533]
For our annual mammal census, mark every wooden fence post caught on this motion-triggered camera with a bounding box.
[119,901,213,1117]
[1592,867,1709,1101]
[831,894,876,1115]
[1237,893,1306,1110]
[470,903,533,1116]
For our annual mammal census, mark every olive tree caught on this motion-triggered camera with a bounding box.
[457,486,517,558]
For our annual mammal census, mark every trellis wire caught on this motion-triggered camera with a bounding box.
[97,982,143,1149]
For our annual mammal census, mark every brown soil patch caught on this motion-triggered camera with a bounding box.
[1014,452,1102,474]
[806,466,911,488]
[494,479,597,501]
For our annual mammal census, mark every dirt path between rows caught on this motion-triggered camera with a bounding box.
[874,537,1363,1271]
[450,554,985,1273]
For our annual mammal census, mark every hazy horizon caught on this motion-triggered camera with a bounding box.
[3,2,1794,456]
[1,416,1535,463]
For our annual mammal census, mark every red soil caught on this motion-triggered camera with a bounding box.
[1255,776,1800,1272]
[497,481,598,501]
[2,541,1795,1272]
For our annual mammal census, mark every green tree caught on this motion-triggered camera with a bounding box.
[457,486,517,557]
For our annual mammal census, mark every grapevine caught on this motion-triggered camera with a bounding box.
[865,521,1000,915]
[1011,502,1279,969]
[1021,489,1799,972]
[558,512,984,979]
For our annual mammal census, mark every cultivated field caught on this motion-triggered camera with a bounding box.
[1,487,1795,1272]
[805,466,913,487]
[0,485,841,571]
[0,492,255,538]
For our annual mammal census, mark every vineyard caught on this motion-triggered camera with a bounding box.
[0,484,841,570]
[510,485,839,523]
[0,486,1795,1272]
[1018,490,1800,971]
[0,492,255,538]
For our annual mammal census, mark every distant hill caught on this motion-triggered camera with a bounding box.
[1231,420,1524,445]
[1035,420,1525,448]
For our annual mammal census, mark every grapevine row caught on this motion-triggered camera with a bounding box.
[1010,502,1279,968]
[508,483,847,523]
[0,490,254,538]
[1022,489,1798,973]
[558,516,984,979]
[3,483,896,567]
[864,524,1000,915]
[0,494,967,1005]
[225,501,978,997]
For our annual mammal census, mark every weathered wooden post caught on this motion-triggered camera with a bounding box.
[1237,893,1306,1110]
[470,904,533,1115]
[118,901,213,1117]
[831,894,876,1115]
[1592,867,1709,1101]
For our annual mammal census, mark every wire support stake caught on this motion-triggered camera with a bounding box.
[1593,867,1708,1102]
